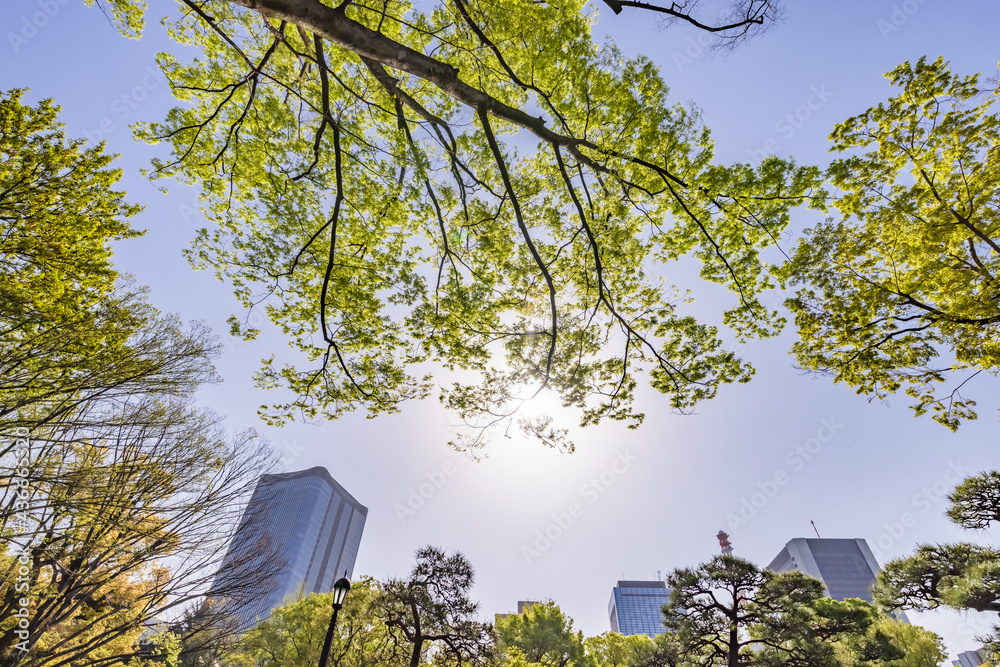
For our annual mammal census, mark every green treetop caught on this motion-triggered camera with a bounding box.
[876,469,1000,655]
[0,89,220,433]
[97,0,811,450]
[783,57,1000,430]
[496,600,592,666]
[663,555,906,667]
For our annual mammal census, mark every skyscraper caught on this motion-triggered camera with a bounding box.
[767,538,882,603]
[608,580,671,636]
[953,649,988,667]
[210,466,367,631]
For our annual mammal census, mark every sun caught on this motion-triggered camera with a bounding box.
[515,389,565,423]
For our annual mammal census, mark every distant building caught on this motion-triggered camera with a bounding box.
[953,649,989,667]
[496,600,540,621]
[767,538,883,602]
[608,580,671,636]
[767,537,906,622]
[210,466,367,632]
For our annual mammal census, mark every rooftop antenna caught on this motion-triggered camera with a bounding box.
[656,569,662,581]
[717,530,733,556]
[811,521,821,539]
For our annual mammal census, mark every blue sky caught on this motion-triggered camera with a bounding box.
[3,0,1000,662]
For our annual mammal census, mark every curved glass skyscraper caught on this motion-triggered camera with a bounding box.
[210,466,367,632]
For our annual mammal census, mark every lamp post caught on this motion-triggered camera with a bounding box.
[318,576,351,667]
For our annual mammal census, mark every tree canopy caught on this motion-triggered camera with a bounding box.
[496,599,592,666]
[375,545,494,666]
[663,555,904,667]
[583,632,663,667]
[0,400,271,667]
[875,469,1000,656]
[867,617,945,667]
[228,576,404,666]
[0,89,138,315]
[88,0,818,451]
[0,88,224,438]
[217,553,944,667]
[783,57,1000,430]
[0,89,276,667]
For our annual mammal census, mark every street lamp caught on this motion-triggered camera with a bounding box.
[318,577,351,667]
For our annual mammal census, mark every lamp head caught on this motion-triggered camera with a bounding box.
[332,577,351,608]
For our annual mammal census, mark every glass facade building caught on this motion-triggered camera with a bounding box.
[767,538,881,602]
[768,538,907,623]
[608,580,671,636]
[210,466,367,631]
[953,649,987,667]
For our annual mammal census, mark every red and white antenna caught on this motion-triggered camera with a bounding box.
[811,521,821,539]
[717,530,733,556]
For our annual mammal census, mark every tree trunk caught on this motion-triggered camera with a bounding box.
[410,638,423,667]
[729,623,740,667]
